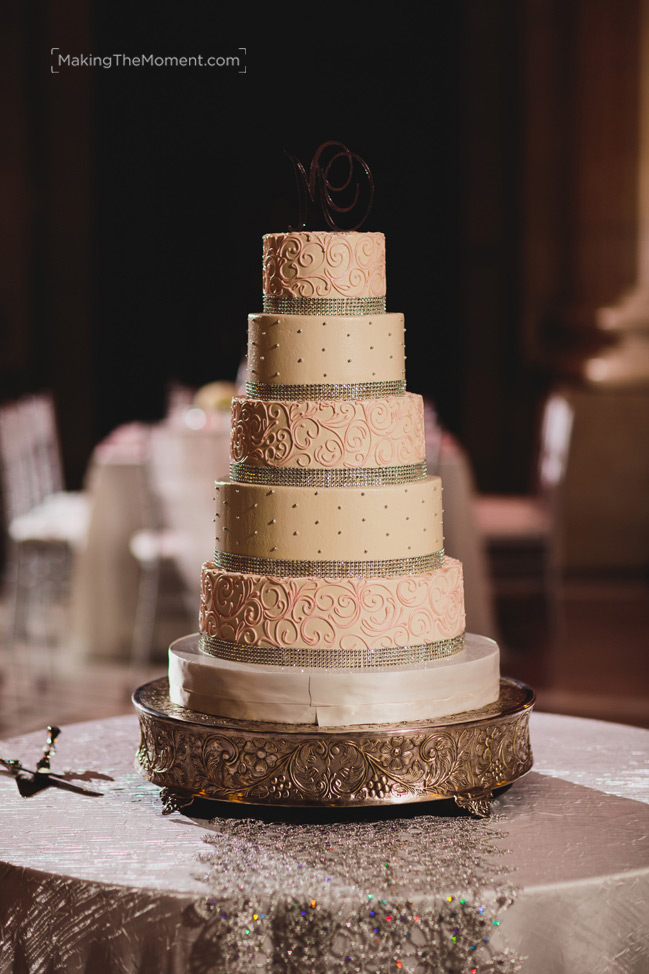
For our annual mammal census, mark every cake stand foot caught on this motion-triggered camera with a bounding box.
[160,787,195,816]
[453,790,493,818]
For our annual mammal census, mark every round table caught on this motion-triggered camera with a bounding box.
[0,712,647,973]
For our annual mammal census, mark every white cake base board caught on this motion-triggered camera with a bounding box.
[168,632,500,727]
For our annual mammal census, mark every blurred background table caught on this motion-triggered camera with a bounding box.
[0,712,647,973]
[68,417,231,662]
[68,423,153,661]
[437,434,497,639]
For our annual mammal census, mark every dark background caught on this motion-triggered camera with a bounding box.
[90,11,464,434]
[1,2,641,495]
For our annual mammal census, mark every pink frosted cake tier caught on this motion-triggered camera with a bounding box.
[263,231,386,300]
[230,393,425,470]
[199,556,466,655]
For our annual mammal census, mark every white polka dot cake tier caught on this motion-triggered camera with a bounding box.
[213,479,443,563]
[247,312,405,391]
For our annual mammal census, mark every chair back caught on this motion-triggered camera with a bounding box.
[0,393,64,526]
[0,403,28,523]
[26,394,64,497]
[537,393,574,499]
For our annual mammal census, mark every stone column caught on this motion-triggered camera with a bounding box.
[586,0,649,385]
[518,0,649,570]
[561,0,649,570]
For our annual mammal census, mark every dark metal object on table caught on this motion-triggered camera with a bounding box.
[0,725,103,798]
[133,677,534,818]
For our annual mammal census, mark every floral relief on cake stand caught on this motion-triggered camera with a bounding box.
[133,677,534,818]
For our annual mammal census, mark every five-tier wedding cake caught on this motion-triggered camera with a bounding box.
[167,229,501,728]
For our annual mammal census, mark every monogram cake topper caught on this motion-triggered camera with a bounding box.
[285,141,374,231]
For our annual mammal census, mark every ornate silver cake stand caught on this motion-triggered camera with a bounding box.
[133,677,534,817]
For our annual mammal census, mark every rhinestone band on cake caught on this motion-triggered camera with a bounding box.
[262,295,387,315]
[246,380,407,402]
[212,549,445,578]
[229,460,428,488]
[199,632,465,668]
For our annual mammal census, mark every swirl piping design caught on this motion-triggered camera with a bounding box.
[199,558,465,653]
[263,232,386,300]
[230,394,425,470]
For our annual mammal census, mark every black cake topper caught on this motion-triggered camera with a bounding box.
[285,141,374,232]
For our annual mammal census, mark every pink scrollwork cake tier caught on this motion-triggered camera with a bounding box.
[230,393,425,471]
[263,231,386,300]
[198,557,466,660]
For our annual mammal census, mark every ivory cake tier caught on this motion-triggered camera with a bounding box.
[230,393,425,471]
[199,557,466,655]
[213,477,443,563]
[168,632,500,727]
[247,313,405,390]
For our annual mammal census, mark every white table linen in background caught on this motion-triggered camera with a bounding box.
[68,424,152,661]
[68,418,231,660]
[0,713,647,972]
[147,420,231,600]
[437,435,498,639]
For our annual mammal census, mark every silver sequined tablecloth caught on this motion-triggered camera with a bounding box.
[0,712,648,973]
